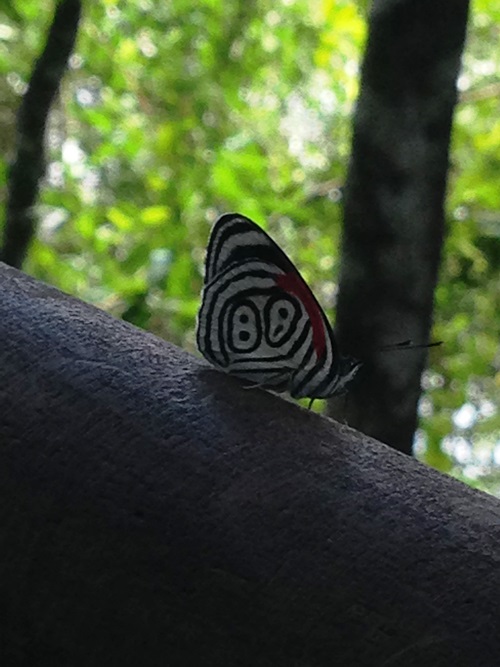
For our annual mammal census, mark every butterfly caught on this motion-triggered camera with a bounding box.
[196,213,362,406]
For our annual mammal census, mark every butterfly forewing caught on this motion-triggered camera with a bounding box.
[204,214,296,283]
[197,214,347,399]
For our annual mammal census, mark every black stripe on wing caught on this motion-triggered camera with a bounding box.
[205,213,296,283]
[291,364,334,398]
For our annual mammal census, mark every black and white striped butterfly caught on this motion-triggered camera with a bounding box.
[196,213,361,404]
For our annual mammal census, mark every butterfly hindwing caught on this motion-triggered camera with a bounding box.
[197,213,347,398]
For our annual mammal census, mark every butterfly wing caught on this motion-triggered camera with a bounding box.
[203,212,296,283]
[197,213,343,398]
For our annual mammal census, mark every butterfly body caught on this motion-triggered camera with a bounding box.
[197,213,361,401]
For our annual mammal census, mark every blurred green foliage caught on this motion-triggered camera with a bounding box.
[0,0,498,489]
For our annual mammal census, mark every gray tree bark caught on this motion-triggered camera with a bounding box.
[332,0,470,454]
[0,264,498,667]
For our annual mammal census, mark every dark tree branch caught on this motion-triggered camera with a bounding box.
[1,262,499,667]
[331,0,470,454]
[1,0,82,268]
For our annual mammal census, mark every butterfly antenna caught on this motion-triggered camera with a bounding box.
[379,340,442,352]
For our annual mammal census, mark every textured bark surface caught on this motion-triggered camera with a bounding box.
[0,263,499,667]
[332,0,470,453]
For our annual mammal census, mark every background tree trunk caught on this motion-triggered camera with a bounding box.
[331,0,470,454]
[1,263,499,667]
[0,0,81,268]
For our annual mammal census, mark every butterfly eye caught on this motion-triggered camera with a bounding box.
[227,301,261,353]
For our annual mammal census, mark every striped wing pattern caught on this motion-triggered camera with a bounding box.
[197,213,352,399]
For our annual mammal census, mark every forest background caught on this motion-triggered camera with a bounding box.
[0,0,499,491]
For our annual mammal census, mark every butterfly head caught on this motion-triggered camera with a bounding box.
[331,355,363,396]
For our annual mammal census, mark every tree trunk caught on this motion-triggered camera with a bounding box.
[1,0,81,268]
[331,0,470,453]
[0,263,499,667]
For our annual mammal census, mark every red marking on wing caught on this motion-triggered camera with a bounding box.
[276,272,326,359]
